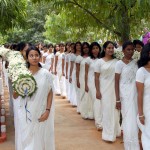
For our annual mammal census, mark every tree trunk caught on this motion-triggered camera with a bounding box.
[120,4,130,42]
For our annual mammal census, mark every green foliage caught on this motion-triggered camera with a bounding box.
[2,0,150,43]
[6,1,53,43]
[0,33,7,44]
[44,12,117,43]
[0,0,27,32]
[33,0,150,42]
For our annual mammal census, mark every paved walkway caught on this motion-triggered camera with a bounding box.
[0,95,124,150]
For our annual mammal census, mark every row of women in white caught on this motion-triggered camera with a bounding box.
[2,43,55,150]
[41,40,150,150]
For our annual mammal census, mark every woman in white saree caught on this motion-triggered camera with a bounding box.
[44,44,54,72]
[13,46,55,150]
[54,43,66,97]
[95,41,121,142]
[82,42,102,125]
[115,41,140,150]
[76,42,90,114]
[64,42,71,100]
[136,43,150,150]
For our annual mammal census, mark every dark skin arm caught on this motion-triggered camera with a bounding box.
[136,81,145,125]
[76,63,80,88]
[13,91,19,99]
[85,64,89,92]
[49,58,54,73]
[54,56,58,75]
[95,72,102,100]
[66,61,69,79]
[115,73,121,110]
[62,58,65,76]
[69,61,74,83]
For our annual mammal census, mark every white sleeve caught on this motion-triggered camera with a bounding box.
[62,53,65,59]
[47,72,54,92]
[115,61,123,74]
[55,52,60,56]
[65,55,69,62]
[70,54,73,61]
[51,53,54,58]
[85,57,91,65]
[75,55,83,63]
[70,54,74,61]
[94,60,101,73]
[136,68,145,83]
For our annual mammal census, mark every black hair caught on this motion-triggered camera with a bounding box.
[133,40,144,47]
[100,41,115,58]
[89,42,101,59]
[81,42,90,56]
[43,44,48,48]
[10,43,18,51]
[122,41,134,50]
[26,46,42,68]
[47,43,53,48]
[4,43,10,48]
[137,43,150,68]
[70,43,75,54]
[70,42,75,46]
[54,44,59,55]
[59,43,65,47]
[74,41,82,54]
[37,42,43,50]
[65,42,71,52]
[114,41,118,49]
[17,42,27,51]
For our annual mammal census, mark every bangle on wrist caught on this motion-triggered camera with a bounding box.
[46,108,50,112]
[139,114,144,118]
[116,100,121,103]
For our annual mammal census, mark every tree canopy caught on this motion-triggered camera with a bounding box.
[1,0,150,43]
[33,0,150,42]
[0,0,27,33]
[3,1,53,43]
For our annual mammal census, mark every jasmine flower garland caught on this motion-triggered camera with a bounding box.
[0,47,37,98]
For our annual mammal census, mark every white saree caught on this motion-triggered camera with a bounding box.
[53,52,61,94]
[96,59,121,141]
[115,60,140,150]
[80,58,98,120]
[69,53,77,106]
[16,68,55,150]
[57,52,66,97]
[136,67,150,150]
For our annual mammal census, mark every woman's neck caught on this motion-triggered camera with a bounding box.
[104,55,112,60]
[124,56,132,61]
[29,66,40,74]
[92,57,98,60]
[122,56,132,64]
[83,54,88,58]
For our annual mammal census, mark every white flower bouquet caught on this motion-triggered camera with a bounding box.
[114,50,124,60]
[0,47,37,98]
[114,50,140,61]
[13,74,37,98]
[132,51,140,61]
[0,47,10,58]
